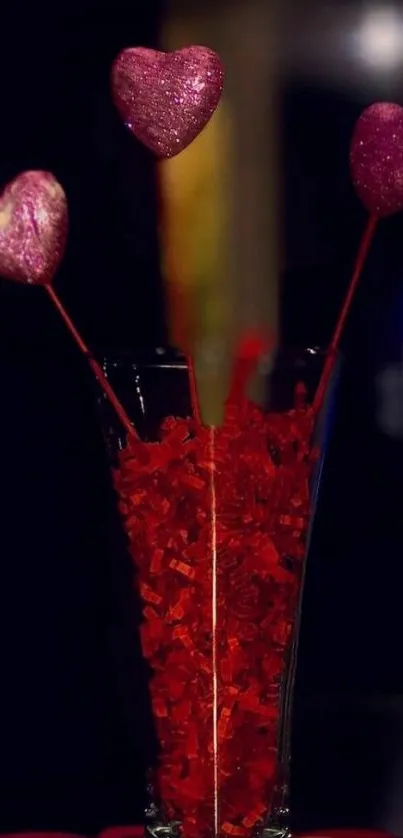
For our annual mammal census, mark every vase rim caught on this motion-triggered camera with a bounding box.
[100,345,338,369]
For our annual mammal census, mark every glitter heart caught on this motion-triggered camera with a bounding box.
[0,171,68,286]
[350,102,403,217]
[111,45,224,158]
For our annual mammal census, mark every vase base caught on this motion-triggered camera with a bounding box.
[255,807,291,838]
[145,807,181,838]
[145,823,181,838]
[145,827,290,838]
[145,829,290,838]
[257,827,291,838]
[144,812,291,838]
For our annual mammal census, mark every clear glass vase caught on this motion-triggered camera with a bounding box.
[97,347,338,838]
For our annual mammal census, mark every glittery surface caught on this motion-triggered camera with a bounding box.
[350,102,403,217]
[111,46,224,158]
[0,170,68,286]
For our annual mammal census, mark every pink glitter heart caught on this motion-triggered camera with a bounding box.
[0,171,68,286]
[111,46,224,158]
[350,102,403,217]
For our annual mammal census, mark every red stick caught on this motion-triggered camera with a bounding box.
[46,285,138,441]
[186,352,202,425]
[226,332,273,406]
[313,213,378,413]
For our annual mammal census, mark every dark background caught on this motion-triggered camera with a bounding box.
[0,0,403,834]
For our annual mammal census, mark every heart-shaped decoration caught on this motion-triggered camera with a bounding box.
[350,102,403,217]
[0,170,68,286]
[111,45,224,158]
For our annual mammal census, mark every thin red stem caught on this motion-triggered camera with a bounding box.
[226,332,274,407]
[46,285,138,441]
[313,213,378,414]
[186,353,202,425]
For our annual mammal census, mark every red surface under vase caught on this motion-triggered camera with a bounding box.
[99,349,336,838]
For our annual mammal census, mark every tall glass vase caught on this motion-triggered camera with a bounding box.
[97,347,338,838]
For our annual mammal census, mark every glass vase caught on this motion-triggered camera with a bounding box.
[97,347,338,838]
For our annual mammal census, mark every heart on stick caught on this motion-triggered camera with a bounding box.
[0,170,68,286]
[111,45,225,158]
[0,170,138,440]
[350,102,403,217]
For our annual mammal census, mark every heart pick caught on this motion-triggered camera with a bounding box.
[350,102,403,217]
[111,45,225,158]
[0,170,68,286]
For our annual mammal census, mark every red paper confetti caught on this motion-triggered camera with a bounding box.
[113,391,315,838]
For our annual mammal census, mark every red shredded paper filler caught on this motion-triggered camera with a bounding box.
[114,371,314,838]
